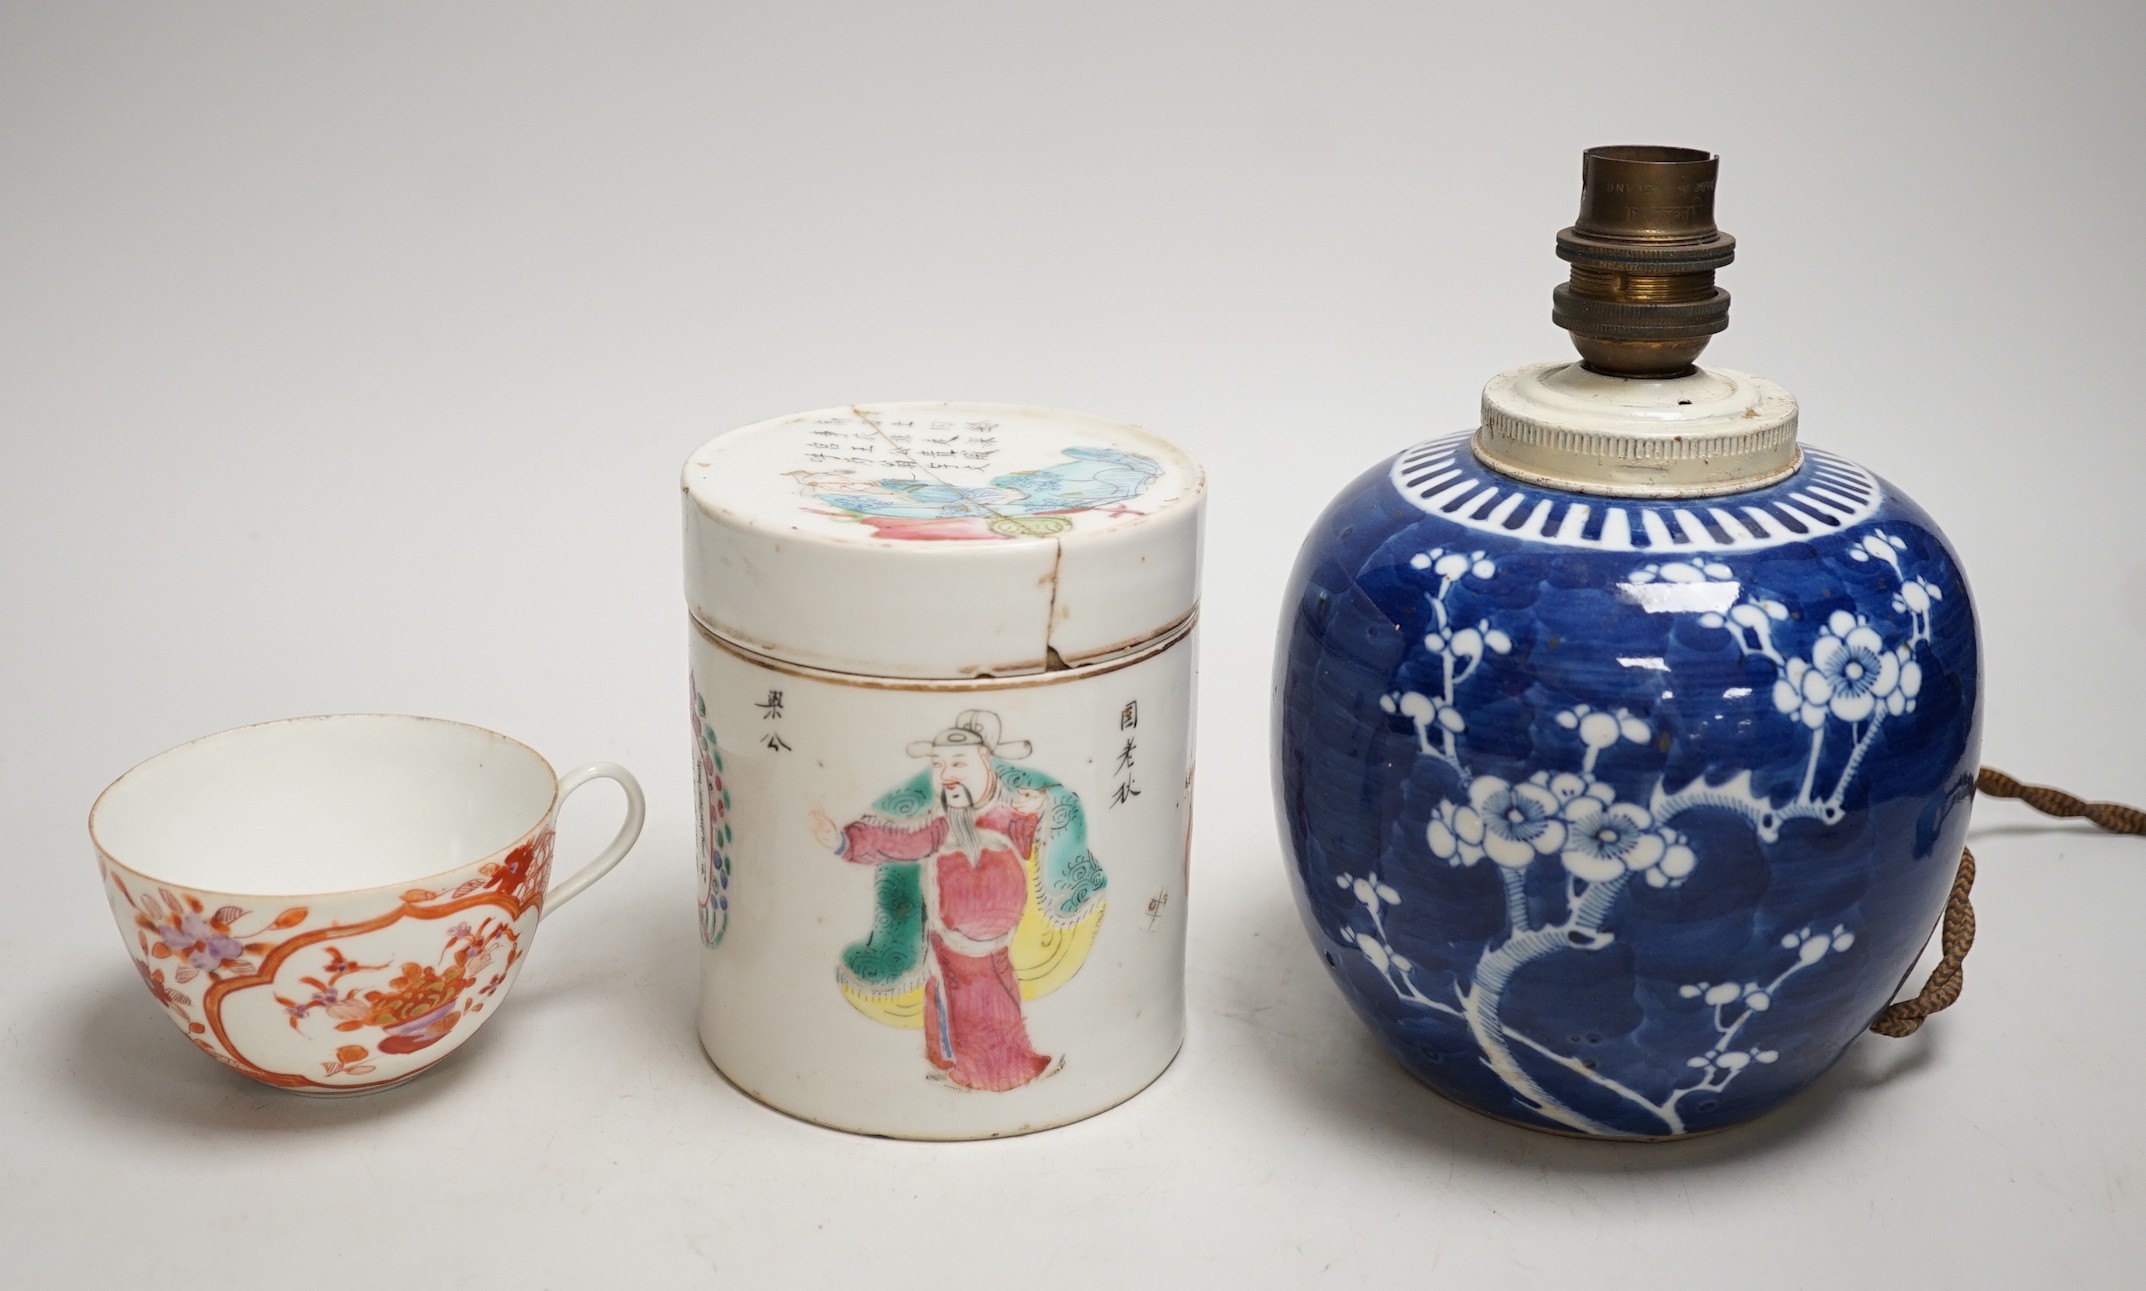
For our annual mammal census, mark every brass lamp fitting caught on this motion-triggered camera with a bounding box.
[1552,145,1735,378]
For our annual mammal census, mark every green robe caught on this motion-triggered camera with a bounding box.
[836,761,1106,997]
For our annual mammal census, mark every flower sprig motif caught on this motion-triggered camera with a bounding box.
[1893,575,1943,643]
[1386,690,1466,747]
[1448,776,1564,868]
[1411,547,1496,583]
[1555,704,1652,766]
[1665,926,1857,1106]
[122,885,309,985]
[1381,548,1511,770]
[1774,609,1921,727]
[1554,777,1697,889]
[1657,552,1934,836]
[1331,870,1448,1011]
[1847,530,1906,578]
[1334,534,1932,1136]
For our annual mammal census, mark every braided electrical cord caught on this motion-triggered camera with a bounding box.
[1869,767,2146,1037]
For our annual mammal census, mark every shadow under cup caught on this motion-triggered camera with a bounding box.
[89,714,640,1096]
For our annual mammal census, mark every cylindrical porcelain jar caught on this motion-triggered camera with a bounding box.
[682,402,1203,1139]
[1276,149,1982,1139]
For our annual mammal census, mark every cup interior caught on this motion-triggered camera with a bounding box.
[91,715,558,895]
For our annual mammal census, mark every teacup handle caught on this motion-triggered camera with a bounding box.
[541,762,646,918]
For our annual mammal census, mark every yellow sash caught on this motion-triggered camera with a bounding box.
[841,848,1105,1029]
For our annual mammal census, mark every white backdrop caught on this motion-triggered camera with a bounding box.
[4,3,2142,1286]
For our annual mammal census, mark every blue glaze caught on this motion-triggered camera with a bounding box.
[1275,434,1980,1138]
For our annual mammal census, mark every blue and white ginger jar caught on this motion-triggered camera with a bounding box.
[1275,362,1980,1138]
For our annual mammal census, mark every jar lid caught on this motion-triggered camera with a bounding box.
[1475,361,1800,498]
[682,402,1205,679]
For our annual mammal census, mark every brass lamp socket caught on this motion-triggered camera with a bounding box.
[1551,145,1736,379]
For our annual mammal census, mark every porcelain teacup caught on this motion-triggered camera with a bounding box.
[90,714,644,1095]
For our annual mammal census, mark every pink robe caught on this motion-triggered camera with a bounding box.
[841,799,1053,1091]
